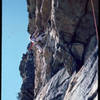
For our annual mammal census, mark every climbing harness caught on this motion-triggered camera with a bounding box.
[90,0,99,42]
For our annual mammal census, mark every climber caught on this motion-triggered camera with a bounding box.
[29,39,42,53]
[29,33,45,53]
[30,34,36,43]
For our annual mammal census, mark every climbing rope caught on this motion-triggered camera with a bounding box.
[90,0,99,42]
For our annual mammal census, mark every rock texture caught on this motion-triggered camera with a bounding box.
[36,68,71,100]
[18,0,98,100]
[64,46,98,100]
[35,46,98,100]
[18,49,35,100]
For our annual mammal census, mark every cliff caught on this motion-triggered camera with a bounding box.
[18,0,98,100]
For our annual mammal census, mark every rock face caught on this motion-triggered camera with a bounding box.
[18,49,35,100]
[35,46,98,100]
[64,46,98,100]
[36,68,71,100]
[18,0,98,100]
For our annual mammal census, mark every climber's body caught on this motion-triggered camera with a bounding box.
[29,32,46,53]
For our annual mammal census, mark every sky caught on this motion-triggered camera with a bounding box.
[2,0,30,100]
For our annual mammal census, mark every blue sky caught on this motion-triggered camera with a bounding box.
[2,0,30,100]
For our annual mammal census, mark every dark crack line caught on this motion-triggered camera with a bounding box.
[88,89,98,100]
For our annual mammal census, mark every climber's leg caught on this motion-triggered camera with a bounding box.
[30,35,36,43]
[35,33,45,42]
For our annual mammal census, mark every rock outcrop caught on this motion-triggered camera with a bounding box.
[18,0,98,100]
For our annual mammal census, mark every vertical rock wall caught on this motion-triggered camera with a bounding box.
[18,0,98,100]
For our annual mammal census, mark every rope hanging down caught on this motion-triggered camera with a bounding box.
[90,0,99,42]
